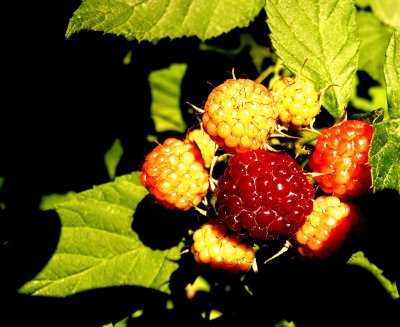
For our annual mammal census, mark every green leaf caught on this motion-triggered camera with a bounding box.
[370,0,400,31]
[19,173,183,297]
[370,119,400,193]
[350,75,388,115]
[266,0,359,121]
[356,11,393,84]
[39,191,77,211]
[149,63,188,134]
[348,251,399,299]
[384,31,400,119]
[66,0,265,42]
[104,138,124,180]
[274,320,296,327]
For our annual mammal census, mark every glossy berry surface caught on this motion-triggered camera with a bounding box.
[140,137,210,211]
[215,149,315,240]
[185,127,218,168]
[202,78,278,154]
[294,195,363,259]
[191,219,255,274]
[308,120,373,198]
[271,76,321,130]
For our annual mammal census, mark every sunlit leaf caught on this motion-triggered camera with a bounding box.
[384,31,400,119]
[348,251,399,299]
[370,119,400,193]
[356,11,393,84]
[104,138,124,180]
[39,191,77,211]
[266,0,359,120]
[274,320,296,327]
[149,63,187,134]
[19,173,183,297]
[370,0,400,31]
[66,0,265,42]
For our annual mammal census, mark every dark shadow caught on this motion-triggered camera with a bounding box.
[0,209,61,295]
[213,255,400,326]
[5,286,170,327]
[354,189,400,283]
[132,194,205,250]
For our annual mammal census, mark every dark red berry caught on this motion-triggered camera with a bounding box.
[215,150,315,240]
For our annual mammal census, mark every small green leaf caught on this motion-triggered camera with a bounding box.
[274,320,296,327]
[104,138,124,180]
[39,191,77,211]
[356,11,393,84]
[266,0,359,120]
[370,119,400,193]
[348,251,399,299]
[19,173,183,297]
[149,63,187,134]
[370,0,400,31]
[384,31,400,119]
[66,0,265,42]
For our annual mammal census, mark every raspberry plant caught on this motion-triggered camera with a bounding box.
[2,0,399,326]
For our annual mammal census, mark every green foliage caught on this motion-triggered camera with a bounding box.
[104,138,124,180]
[66,0,265,42]
[356,10,393,85]
[370,0,400,31]
[384,31,400,119]
[19,173,183,297]
[370,119,400,191]
[266,0,359,120]
[149,63,188,134]
[348,251,399,299]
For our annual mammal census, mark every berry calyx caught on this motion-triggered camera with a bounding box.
[191,219,255,274]
[308,120,373,199]
[294,195,363,259]
[140,137,210,211]
[270,75,321,130]
[215,149,315,240]
[202,78,278,154]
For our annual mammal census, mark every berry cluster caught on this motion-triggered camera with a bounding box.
[139,70,373,273]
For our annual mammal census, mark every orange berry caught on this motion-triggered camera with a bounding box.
[140,138,210,211]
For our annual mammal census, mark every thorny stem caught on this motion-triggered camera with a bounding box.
[296,129,320,147]
[255,65,276,84]
[264,240,292,264]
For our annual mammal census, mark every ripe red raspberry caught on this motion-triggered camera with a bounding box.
[191,219,255,274]
[140,137,210,211]
[294,195,363,259]
[308,120,373,199]
[202,78,278,154]
[215,149,315,240]
[270,76,321,130]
